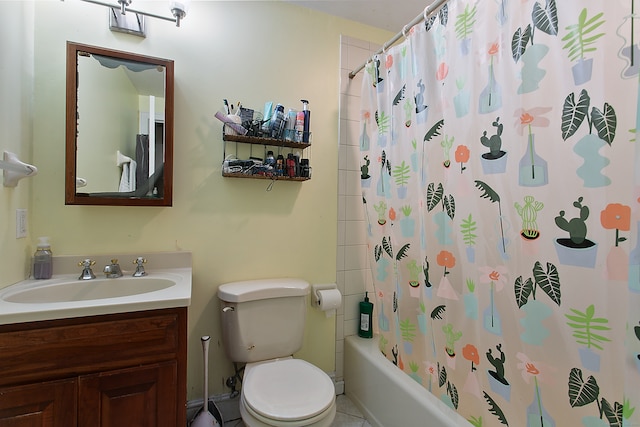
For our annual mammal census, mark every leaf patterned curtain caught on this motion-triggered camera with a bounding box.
[359,0,640,425]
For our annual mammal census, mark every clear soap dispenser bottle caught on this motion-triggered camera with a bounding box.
[33,236,53,279]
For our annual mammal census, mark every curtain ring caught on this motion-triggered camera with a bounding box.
[402,25,409,38]
[423,5,430,21]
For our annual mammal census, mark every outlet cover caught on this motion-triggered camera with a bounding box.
[16,209,27,238]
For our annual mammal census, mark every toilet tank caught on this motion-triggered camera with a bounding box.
[218,278,310,363]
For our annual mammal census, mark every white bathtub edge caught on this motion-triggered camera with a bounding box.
[344,335,470,427]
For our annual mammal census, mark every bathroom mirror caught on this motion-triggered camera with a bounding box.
[65,41,174,206]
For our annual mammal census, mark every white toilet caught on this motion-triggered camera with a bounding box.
[218,278,336,427]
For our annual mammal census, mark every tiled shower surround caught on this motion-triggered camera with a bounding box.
[336,35,379,386]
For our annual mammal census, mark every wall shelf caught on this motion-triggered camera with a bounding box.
[222,132,311,181]
[223,134,311,150]
[221,172,309,181]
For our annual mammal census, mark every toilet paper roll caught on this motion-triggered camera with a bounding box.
[317,289,342,315]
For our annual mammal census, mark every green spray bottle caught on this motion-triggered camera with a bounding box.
[358,292,374,338]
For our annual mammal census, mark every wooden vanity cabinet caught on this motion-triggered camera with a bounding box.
[0,308,187,427]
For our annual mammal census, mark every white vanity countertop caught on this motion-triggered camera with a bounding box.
[0,251,192,325]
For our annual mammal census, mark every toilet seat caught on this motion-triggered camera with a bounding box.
[242,358,335,424]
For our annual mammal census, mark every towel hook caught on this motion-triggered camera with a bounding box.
[0,151,37,187]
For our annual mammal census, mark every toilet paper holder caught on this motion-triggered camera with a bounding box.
[311,283,339,306]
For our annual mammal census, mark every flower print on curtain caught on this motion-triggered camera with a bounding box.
[359,0,640,425]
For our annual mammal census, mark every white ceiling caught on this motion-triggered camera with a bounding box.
[284,0,439,33]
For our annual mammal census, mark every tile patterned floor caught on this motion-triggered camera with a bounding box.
[223,394,372,427]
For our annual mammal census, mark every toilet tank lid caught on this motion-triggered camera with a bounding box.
[218,278,310,303]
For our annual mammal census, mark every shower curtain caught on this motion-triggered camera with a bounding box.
[359,0,640,425]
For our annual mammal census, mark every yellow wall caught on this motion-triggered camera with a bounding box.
[0,1,390,399]
[0,1,33,284]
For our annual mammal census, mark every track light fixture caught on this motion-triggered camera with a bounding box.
[79,0,189,27]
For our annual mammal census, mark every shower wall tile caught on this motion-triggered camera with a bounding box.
[338,168,347,196]
[347,45,373,71]
[335,349,344,380]
[339,118,348,143]
[344,220,367,246]
[345,195,365,221]
[338,194,346,221]
[336,244,345,271]
[345,144,360,173]
[343,119,360,147]
[335,270,345,317]
[345,170,361,197]
[344,269,369,295]
[344,294,361,321]
[341,35,371,51]
[336,313,345,340]
[340,68,362,98]
[336,35,377,386]
[340,94,361,122]
[338,141,348,172]
[344,318,359,337]
[337,219,346,246]
[340,42,348,71]
[346,95,362,122]
[344,244,368,271]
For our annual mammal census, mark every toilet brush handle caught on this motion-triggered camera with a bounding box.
[201,336,211,413]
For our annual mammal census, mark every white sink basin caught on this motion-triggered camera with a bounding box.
[0,252,192,325]
[3,277,175,304]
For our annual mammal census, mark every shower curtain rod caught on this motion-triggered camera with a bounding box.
[348,0,450,79]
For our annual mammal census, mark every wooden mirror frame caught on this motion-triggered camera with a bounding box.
[65,41,174,206]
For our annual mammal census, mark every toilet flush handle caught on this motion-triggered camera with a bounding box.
[222,306,235,313]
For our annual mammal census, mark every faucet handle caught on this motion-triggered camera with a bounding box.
[132,257,147,277]
[78,259,95,268]
[78,259,96,280]
[133,257,146,266]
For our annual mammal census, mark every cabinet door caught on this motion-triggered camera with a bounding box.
[78,362,177,427]
[0,379,76,427]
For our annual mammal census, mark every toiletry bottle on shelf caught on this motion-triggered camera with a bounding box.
[262,102,273,136]
[285,109,297,141]
[295,108,305,142]
[275,155,285,176]
[33,236,53,279]
[265,150,276,167]
[358,292,374,338]
[270,104,285,139]
[286,153,296,177]
[301,99,311,143]
[300,159,310,178]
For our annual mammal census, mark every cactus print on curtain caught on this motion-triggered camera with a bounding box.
[359,0,640,425]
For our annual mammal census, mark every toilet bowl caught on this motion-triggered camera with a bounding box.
[217,278,336,427]
[239,358,336,427]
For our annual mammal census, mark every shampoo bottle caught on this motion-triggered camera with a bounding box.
[270,104,285,139]
[33,237,53,280]
[294,109,305,142]
[301,99,311,143]
[358,292,374,338]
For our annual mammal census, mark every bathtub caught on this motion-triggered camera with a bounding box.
[344,335,470,427]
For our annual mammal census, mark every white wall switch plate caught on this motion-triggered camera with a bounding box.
[16,209,27,238]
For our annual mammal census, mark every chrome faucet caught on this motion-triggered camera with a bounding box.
[78,259,96,280]
[132,257,147,277]
[103,259,123,278]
